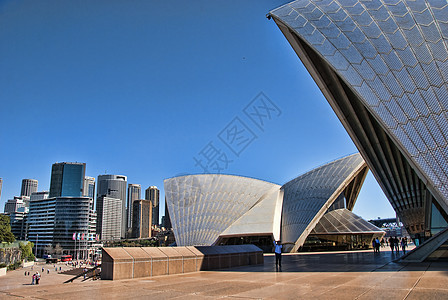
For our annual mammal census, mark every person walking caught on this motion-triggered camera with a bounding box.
[401,237,407,254]
[395,237,400,254]
[31,273,35,285]
[389,237,394,253]
[273,240,283,271]
[375,238,380,253]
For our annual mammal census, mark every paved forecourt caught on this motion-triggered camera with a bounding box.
[1,247,447,299]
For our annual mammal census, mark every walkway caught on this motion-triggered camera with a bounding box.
[1,248,447,299]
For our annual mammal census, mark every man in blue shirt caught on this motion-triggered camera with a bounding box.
[273,240,283,270]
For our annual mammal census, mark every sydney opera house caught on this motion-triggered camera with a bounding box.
[268,0,448,259]
[165,154,385,253]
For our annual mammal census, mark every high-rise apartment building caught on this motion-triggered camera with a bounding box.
[97,175,127,238]
[96,196,123,241]
[49,162,86,198]
[132,200,152,239]
[145,186,159,226]
[127,184,141,231]
[21,179,38,197]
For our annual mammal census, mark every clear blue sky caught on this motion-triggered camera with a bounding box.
[0,0,396,221]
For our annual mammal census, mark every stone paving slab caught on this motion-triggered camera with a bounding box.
[1,247,447,299]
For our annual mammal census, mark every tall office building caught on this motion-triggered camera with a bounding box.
[0,178,2,201]
[127,184,141,231]
[83,177,95,210]
[145,186,159,226]
[132,200,152,239]
[49,162,86,198]
[28,196,93,257]
[9,206,29,241]
[97,175,127,238]
[27,162,95,258]
[163,197,172,229]
[21,179,38,197]
[96,196,123,241]
[28,197,56,257]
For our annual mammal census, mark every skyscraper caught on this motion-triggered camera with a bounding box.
[127,184,141,231]
[21,179,38,197]
[132,200,152,239]
[145,186,159,226]
[49,162,86,198]
[96,196,123,241]
[97,175,127,238]
[83,177,95,210]
[0,178,3,201]
[28,196,93,257]
[163,197,172,229]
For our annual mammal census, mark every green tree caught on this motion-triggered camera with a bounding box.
[19,241,35,262]
[0,215,15,243]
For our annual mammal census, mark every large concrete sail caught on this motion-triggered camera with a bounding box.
[270,0,448,237]
[281,153,367,252]
[164,174,280,246]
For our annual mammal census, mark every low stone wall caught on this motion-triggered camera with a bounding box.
[22,261,35,268]
[0,267,6,277]
[101,245,263,280]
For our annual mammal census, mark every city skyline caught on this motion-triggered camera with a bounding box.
[0,0,396,221]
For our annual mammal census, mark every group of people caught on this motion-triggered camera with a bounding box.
[372,236,408,254]
[389,236,407,254]
[27,272,41,285]
[372,237,381,252]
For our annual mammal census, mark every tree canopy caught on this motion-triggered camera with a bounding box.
[19,241,35,261]
[0,214,15,243]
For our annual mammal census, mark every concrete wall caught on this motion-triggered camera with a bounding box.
[101,245,263,280]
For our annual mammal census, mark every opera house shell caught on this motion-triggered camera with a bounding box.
[165,153,384,253]
[268,0,448,255]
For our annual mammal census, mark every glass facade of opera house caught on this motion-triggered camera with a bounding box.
[269,0,448,250]
[165,153,385,253]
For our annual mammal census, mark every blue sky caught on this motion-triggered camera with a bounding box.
[0,0,396,221]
